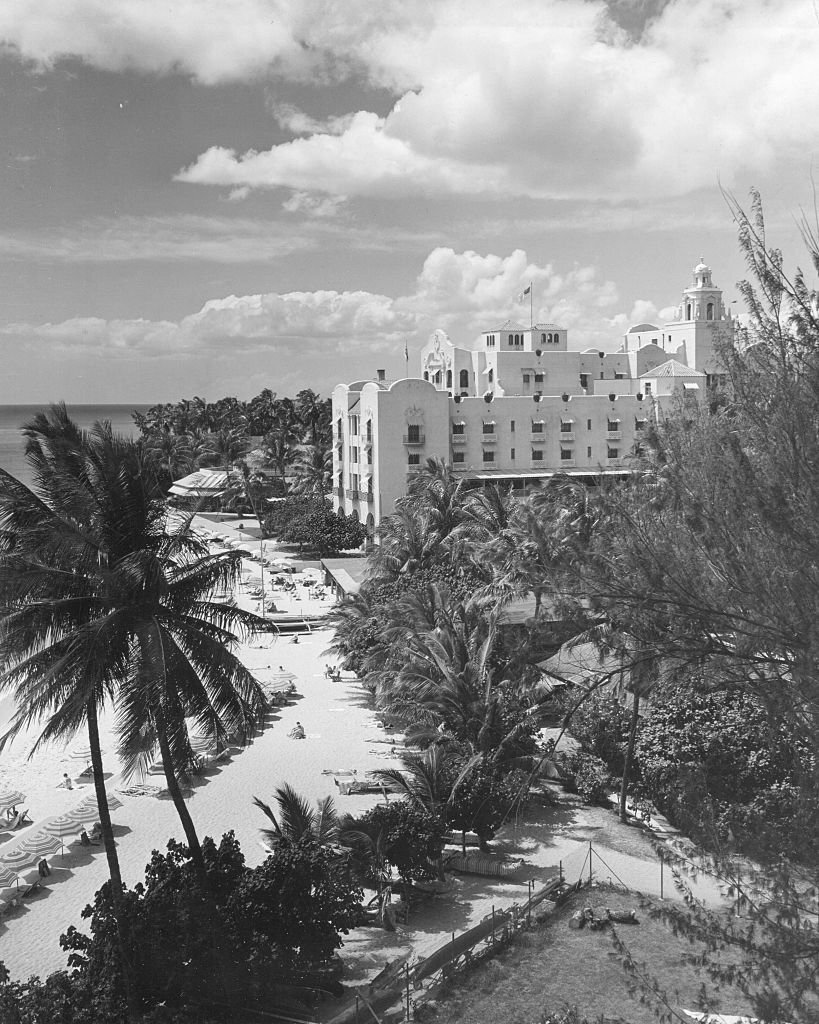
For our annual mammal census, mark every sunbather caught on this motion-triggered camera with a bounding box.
[288,722,306,740]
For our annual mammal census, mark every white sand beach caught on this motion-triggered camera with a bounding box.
[0,514,727,985]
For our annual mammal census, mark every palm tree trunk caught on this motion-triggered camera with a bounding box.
[155,708,209,888]
[87,701,142,1021]
[619,692,640,823]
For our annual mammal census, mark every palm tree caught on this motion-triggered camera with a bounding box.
[290,443,332,496]
[206,425,249,477]
[2,407,267,893]
[143,426,194,485]
[253,784,340,851]
[264,399,300,484]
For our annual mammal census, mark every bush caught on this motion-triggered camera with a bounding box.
[555,688,633,777]
[559,751,613,806]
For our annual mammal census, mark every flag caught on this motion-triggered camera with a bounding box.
[404,340,409,361]
[518,284,531,302]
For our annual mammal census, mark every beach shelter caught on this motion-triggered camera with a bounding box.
[0,789,26,816]
[0,865,23,890]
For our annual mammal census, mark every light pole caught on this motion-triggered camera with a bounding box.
[260,538,265,619]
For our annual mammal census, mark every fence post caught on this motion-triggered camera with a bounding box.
[659,849,664,900]
[589,841,593,886]
[355,994,360,1024]
[559,859,563,883]
[527,880,532,926]
[491,905,495,945]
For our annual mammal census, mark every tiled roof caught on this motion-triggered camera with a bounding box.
[484,320,527,332]
[628,322,659,333]
[639,358,706,378]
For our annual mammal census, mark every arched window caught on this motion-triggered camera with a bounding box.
[433,370,441,384]
[706,302,714,320]
[686,302,692,319]
[459,369,469,389]
[488,368,494,383]
[541,333,546,344]
[446,369,452,388]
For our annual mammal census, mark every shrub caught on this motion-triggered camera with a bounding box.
[559,752,613,806]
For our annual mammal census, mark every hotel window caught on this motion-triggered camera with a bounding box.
[531,449,544,461]
[460,369,469,388]
[534,373,544,384]
[560,419,573,433]
[407,453,421,466]
[607,419,620,432]
[541,333,546,344]
[488,369,494,383]
[510,448,516,460]
[560,448,573,461]
[406,423,422,443]
[579,373,588,389]
[531,420,544,434]
[644,382,652,395]
[482,421,495,435]
[510,420,515,432]
[587,446,592,458]
[508,335,514,346]
[615,372,625,380]
[349,415,359,434]
[635,417,647,430]
[446,369,452,388]
[607,447,619,459]
[452,421,465,435]
[523,373,531,385]
[587,419,592,431]
[482,450,495,463]
[349,446,359,462]
[453,451,465,464]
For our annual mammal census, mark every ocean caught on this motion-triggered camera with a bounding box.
[0,404,151,490]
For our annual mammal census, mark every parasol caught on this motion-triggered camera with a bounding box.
[0,865,23,889]
[77,791,123,813]
[0,790,26,816]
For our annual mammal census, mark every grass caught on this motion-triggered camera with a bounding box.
[422,887,754,1024]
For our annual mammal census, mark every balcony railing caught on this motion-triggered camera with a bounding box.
[606,458,622,467]
[364,490,374,502]
[451,433,467,444]
[560,458,576,468]
[345,488,359,499]
[606,430,622,440]
[530,432,546,442]
[559,431,575,442]
[530,458,545,467]
[480,433,498,443]
[402,433,426,445]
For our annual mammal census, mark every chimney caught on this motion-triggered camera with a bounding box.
[376,369,386,382]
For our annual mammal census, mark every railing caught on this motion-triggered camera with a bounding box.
[402,434,426,445]
[451,433,467,444]
[364,490,374,502]
[345,488,359,499]
[530,432,546,442]
[606,458,622,467]
[559,431,575,441]
[480,433,498,443]
[560,458,576,467]
[606,430,622,440]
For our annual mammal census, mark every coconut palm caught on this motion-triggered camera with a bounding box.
[290,442,332,496]
[1,407,267,895]
[253,784,340,851]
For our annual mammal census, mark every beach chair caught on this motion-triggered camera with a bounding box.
[8,808,31,830]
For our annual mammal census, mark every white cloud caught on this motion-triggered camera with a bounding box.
[0,246,634,382]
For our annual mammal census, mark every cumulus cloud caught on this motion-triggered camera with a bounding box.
[0,246,636,396]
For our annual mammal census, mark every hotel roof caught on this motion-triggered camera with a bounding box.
[639,358,706,378]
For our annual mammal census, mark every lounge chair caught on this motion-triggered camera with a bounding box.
[7,808,31,830]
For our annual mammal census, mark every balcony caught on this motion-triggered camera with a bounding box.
[606,430,622,441]
[334,485,344,497]
[559,431,575,442]
[402,433,426,445]
[530,432,546,443]
[363,435,373,448]
[451,433,467,445]
[606,458,622,467]
[364,490,374,503]
[530,458,545,467]
[480,432,498,444]
[345,488,359,499]
[560,459,576,468]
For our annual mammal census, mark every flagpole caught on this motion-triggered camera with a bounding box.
[530,282,533,331]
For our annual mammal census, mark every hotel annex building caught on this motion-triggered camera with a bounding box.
[332,261,734,534]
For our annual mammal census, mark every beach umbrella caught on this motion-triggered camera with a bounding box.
[0,845,42,873]
[0,790,26,815]
[20,832,62,859]
[77,791,123,813]
[43,803,99,839]
[0,865,22,889]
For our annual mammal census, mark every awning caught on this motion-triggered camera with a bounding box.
[169,469,230,499]
[683,382,700,390]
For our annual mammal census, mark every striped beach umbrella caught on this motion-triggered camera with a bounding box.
[0,865,22,889]
[43,803,99,839]
[0,845,41,873]
[20,832,62,859]
[77,791,123,813]
[0,789,26,815]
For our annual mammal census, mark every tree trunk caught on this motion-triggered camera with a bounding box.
[619,692,641,823]
[87,701,142,1021]
[155,707,209,888]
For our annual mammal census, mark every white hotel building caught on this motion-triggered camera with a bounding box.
[332,261,734,534]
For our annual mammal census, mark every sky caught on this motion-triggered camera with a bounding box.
[0,0,817,405]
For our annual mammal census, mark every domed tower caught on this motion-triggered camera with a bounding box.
[664,258,733,379]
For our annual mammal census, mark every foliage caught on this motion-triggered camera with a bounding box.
[227,839,362,965]
[340,802,446,887]
[264,495,366,555]
[444,755,524,848]
[2,831,363,1022]
[554,687,633,777]
[557,751,614,805]
[634,680,819,860]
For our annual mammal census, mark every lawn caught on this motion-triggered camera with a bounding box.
[422,887,754,1024]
